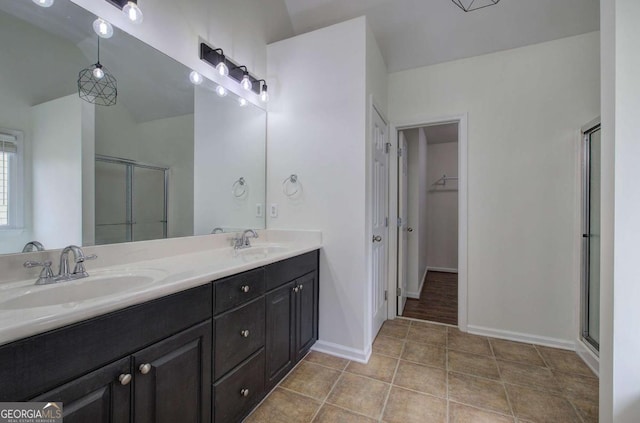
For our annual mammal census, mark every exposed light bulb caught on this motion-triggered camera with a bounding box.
[32,0,54,7]
[240,73,252,91]
[93,18,113,39]
[189,71,203,85]
[93,66,105,79]
[215,85,227,97]
[216,61,229,77]
[123,1,143,24]
[260,84,269,103]
[239,98,248,107]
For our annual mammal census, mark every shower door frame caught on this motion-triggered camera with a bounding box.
[580,119,601,354]
[96,155,169,243]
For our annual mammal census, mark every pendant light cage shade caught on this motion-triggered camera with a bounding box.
[452,0,500,12]
[78,64,117,106]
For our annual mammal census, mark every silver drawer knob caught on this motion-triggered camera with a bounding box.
[240,388,250,397]
[118,373,132,385]
[293,286,299,293]
[240,329,250,338]
[139,363,152,375]
[241,285,250,293]
[298,284,304,291]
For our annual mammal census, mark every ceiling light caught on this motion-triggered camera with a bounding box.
[215,85,227,97]
[189,71,203,85]
[451,0,501,12]
[32,0,54,7]
[122,1,143,24]
[93,18,114,38]
[239,98,248,107]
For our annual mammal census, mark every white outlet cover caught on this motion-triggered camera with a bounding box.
[256,203,263,217]
[270,203,278,218]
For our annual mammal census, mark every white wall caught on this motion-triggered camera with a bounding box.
[268,17,387,360]
[600,1,640,421]
[403,128,429,298]
[193,87,266,234]
[389,32,600,345]
[69,0,293,103]
[30,95,93,250]
[426,142,458,271]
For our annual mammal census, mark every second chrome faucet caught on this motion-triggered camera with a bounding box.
[24,245,97,285]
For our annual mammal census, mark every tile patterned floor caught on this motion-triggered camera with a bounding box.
[244,319,599,423]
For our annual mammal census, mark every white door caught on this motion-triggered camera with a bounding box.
[397,133,409,315]
[371,108,389,337]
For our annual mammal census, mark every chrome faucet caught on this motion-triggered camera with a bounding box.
[58,245,97,280]
[233,229,258,249]
[22,241,45,253]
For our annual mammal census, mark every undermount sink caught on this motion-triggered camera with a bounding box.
[0,269,166,309]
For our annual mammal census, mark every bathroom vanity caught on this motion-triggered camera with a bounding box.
[0,245,319,423]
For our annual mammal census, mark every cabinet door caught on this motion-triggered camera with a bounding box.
[296,272,318,361]
[133,321,212,423]
[265,281,295,389]
[32,357,131,423]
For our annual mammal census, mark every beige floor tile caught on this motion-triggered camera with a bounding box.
[379,320,410,339]
[448,350,500,380]
[402,341,446,368]
[393,360,447,398]
[448,402,515,423]
[553,370,599,404]
[448,372,511,415]
[489,339,545,367]
[304,351,349,371]
[346,354,398,382]
[245,388,321,423]
[280,361,342,401]
[312,404,377,423]
[447,328,493,356]
[410,320,448,332]
[407,325,447,346]
[326,373,390,419]
[373,335,405,358]
[497,360,561,393]
[505,384,581,423]
[537,346,596,377]
[382,387,447,423]
[570,398,599,423]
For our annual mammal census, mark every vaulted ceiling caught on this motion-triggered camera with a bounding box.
[280,0,600,72]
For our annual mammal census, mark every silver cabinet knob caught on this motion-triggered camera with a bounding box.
[240,285,250,293]
[118,373,132,385]
[298,284,304,291]
[240,330,250,338]
[139,363,152,375]
[372,235,382,242]
[407,228,414,232]
[293,286,299,293]
[240,388,250,397]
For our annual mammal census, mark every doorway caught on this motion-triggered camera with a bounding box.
[390,115,467,330]
[581,120,601,353]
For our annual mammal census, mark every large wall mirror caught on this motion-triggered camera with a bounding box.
[0,0,266,255]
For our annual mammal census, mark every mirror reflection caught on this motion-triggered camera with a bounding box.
[0,0,266,255]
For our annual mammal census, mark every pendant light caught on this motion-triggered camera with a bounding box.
[78,37,117,106]
[451,0,501,12]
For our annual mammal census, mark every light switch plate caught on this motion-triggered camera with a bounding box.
[270,203,278,218]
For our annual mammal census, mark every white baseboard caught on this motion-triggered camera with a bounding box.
[467,325,575,350]
[407,268,430,299]
[427,266,458,274]
[575,338,599,376]
[311,340,371,364]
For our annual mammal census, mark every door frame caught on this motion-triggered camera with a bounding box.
[387,113,469,332]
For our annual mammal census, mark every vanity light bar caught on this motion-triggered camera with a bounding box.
[200,43,261,95]
[105,0,143,24]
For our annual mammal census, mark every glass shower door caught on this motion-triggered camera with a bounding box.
[95,160,130,244]
[582,124,601,351]
[132,167,167,241]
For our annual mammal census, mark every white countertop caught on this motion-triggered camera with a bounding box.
[0,230,321,346]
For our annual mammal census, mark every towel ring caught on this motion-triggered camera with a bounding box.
[282,174,299,197]
[232,177,247,197]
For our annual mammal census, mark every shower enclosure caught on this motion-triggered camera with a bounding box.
[95,155,168,245]
[581,120,601,352]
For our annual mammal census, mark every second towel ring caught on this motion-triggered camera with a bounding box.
[282,174,299,197]
[232,177,247,197]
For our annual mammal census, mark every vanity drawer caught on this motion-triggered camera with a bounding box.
[215,268,265,314]
[214,297,265,379]
[265,250,318,290]
[214,349,265,423]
